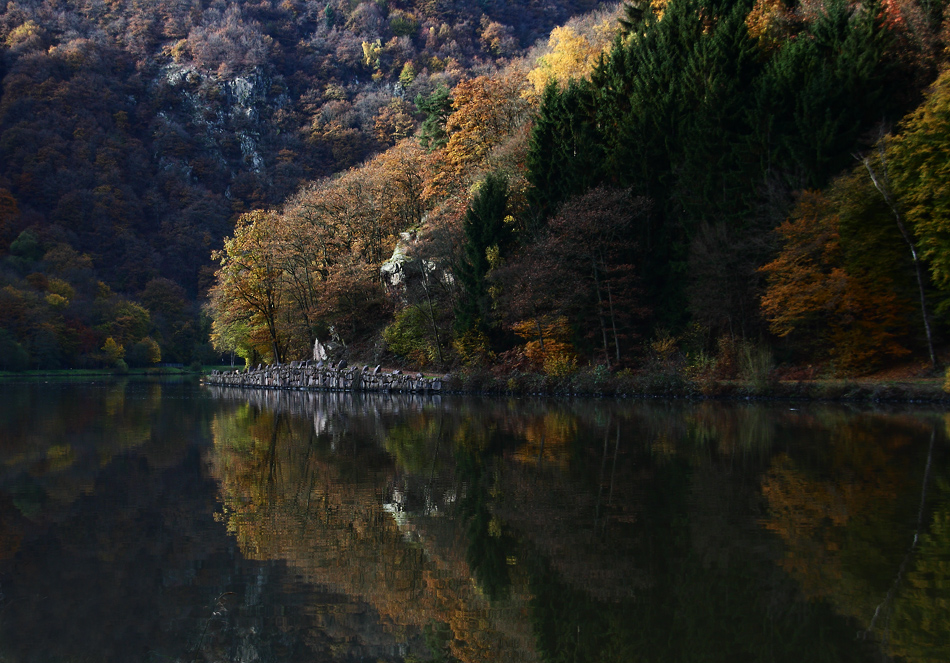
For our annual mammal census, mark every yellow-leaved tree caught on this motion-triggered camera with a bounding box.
[208,210,286,364]
[527,26,602,94]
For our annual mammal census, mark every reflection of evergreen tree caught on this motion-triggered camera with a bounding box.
[528,543,875,663]
[456,434,517,602]
[523,452,878,663]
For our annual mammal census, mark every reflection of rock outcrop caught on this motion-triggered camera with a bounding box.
[208,402,538,663]
[202,390,945,663]
[0,381,424,663]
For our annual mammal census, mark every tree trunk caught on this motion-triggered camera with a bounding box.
[535,317,545,353]
[420,261,445,365]
[605,274,621,364]
[592,258,611,366]
[862,151,938,370]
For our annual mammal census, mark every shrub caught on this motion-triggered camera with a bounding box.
[453,328,492,367]
[0,329,29,371]
[384,306,438,366]
[738,340,775,394]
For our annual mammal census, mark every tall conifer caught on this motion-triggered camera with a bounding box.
[455,174,510,333]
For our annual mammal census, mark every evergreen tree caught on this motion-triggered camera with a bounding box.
[527,80,603,226]
[753,0,894,189]
[415,84,454,152]
[455,174,510,333]
[618,0,652,36]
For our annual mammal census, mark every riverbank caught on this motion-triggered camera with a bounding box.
[0,365,213,379]
[6,364,947,404]
[441,366,949,403]
[204,362,444,393]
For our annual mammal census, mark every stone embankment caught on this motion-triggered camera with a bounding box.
[203,361,444,393]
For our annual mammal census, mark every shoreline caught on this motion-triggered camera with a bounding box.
[5,366,948,404]
[438,370,950,404]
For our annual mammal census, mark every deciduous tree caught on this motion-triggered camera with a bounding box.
[209,210,286,363]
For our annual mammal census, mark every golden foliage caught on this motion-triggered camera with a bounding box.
[889,69,950,292]
[527,26,601,93]
[453,327,493,367]
[101,336,125,364]
[208,405,536,663]
[745,0,791,52]
[443,72,533,182]
[511,316,576,371]
[509,411,577,470]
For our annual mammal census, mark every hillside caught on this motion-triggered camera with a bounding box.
[0,0,613,367]
[203,0,950,379]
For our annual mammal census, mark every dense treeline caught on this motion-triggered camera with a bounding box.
[526,0,946,372]
[0,0,611,369]
[207,0,950,377]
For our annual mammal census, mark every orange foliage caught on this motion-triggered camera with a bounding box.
[760,190,910,372]
[209,406,537,663]
[442,72,533,183]
[760,416,920,620]
[511,316,576,369]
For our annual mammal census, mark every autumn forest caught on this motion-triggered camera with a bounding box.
[2,0,950,377]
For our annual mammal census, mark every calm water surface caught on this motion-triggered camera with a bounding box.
[0,378,947,662]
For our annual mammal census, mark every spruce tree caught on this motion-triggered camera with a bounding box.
[526,80,603,226]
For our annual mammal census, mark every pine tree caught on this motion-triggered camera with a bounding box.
[753,0,894,189]
[415,84,453,152]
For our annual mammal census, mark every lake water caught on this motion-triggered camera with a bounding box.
[0,378,946,662]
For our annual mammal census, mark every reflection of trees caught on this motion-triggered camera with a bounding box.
[493,403,901,662]
[891,479,950,662]
[760,412,949,661]
[207,392,945,663]
[0,382,273,663]
[0,380,182,522]
[209,401,538,663]
[523,453,875,663]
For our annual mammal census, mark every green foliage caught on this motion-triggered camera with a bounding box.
[102,337,125,366]
[889,69,950,309]
[422,620,457,663]
[126,336,161,367]
[736,340,775,393]
[384,305,437,365]
[754,0,895,188]
[528,0,920,338]
[30,327,62,370]
[543,353,577,377]
[415,84,453,151]
[390,11,420,38]
[453,328,493,367]
[454,173,510,334]
[6,230,43,273]
[527,80,603,224]
[9,230,42,262]
[0,328,29,371]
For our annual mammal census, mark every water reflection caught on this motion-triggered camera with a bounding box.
[1,380,947,662]
[205,388,949,663]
